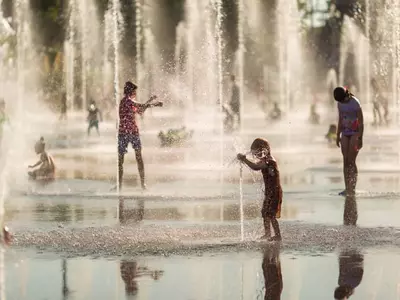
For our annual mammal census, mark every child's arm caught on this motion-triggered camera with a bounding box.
[134,96,162,114]
[237,154,268,171]
[29,160,42,169]
[336,109,342,147]
[357,107,364,149]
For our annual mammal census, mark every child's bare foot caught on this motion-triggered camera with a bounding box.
[258,234,271,240]
[141,183,147,190]
[268,236,282,242]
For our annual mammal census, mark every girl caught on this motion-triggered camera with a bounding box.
[237,138,283,241]
[333,87,364,196]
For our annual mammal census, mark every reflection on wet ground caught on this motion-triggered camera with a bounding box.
[6,248,400,300]
[6,118,400,299]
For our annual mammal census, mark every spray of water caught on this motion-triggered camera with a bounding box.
[239,163,244,241]
[112,0,121,192]
[237,0,245,133]
[135,0,142,99]
[215,0,224,187]
[64,0,76,111]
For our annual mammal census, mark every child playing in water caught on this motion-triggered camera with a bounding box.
[333,86,364,196]
[28,137,55,181]
[87,100,102,136]
[118,81,163,190]
[237,138,283,241]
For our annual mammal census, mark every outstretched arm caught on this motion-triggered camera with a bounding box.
[237,154,267,171]
[134,96,162,114]
[336,109,342,147]
[357,108,364,139]
[29,160,42,169]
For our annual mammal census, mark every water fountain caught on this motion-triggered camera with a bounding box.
[237,0,245,133]
[135,0,142,102]
[64,0,101,111]
[277,0,304,113]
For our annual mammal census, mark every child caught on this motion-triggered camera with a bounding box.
[28,137,55,181]
[237,138,283,241]
[333,86,364,196]
[87,100,102,136]
[118,81,163,190]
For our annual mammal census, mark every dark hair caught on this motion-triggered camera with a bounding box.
[333,86,355,102]
[124,81,138,95]
[35,137,45,152]
[250,138,270,153]
[333,87,347,102]
[334,286,353,299]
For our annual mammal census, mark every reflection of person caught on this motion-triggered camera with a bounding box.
[120,261,139,296]
[120,260,164,297]
[262,245,283,300]
[118,81,163,190]
[119,197,144,225]
[343,195,358,226]
[28,137,55,182]
[334,248,364,300]
[237,138,283,241]
[333,87,364,197]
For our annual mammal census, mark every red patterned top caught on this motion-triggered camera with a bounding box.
[118,96,144,135]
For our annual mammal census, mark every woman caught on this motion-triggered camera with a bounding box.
[333,87,364,196]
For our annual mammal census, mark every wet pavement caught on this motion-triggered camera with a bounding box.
[3,110,400,299]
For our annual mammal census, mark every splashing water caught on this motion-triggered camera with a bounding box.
[239,163,244,241]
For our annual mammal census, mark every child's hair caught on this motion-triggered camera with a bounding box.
[333,86,354,102]
[250,138,271,153]
[34,137,45,152]
[334,286,352,299]
[124,81,138,95]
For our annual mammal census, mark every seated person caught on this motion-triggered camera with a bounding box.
[158,126,193,147]
[28,137,55,181]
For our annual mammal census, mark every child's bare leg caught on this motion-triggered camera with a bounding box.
[118,153,124,189]
[270,217,281,241]
[262,216,272,239]
[347,135,360,195]
[135,149,146,189]
[341,136,350,194]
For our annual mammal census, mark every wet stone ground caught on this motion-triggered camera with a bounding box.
[4,110,400,299]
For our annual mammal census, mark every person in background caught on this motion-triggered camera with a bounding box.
[59,92,67,121]
[87,100,102,136]
[230,75,241,129]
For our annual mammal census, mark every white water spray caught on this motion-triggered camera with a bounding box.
[237,0,245,133]
[112,0,121,192]
[135,0,142,98]
[215,0,224,186]
[239,163,244,241]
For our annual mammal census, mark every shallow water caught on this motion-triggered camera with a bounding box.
[5,114,400,299]
[5,248,400,300]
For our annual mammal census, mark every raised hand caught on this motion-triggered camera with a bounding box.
[237,153,246,161]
